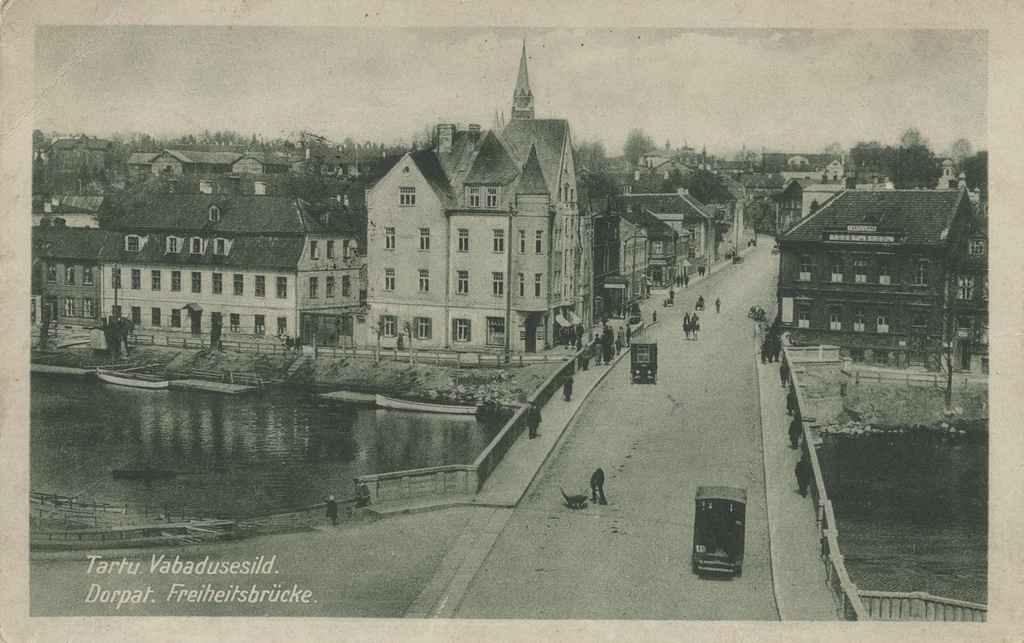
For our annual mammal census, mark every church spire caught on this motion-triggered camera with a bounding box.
[511,40,534,120]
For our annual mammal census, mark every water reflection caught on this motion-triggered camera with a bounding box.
[31,375,500,519]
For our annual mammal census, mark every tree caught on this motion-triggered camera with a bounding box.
[623,129,655,167]
[900,127,928,149]
[823,141,844,157]
[962,151,987,202]
[575,140,608,173]
[684,169,732,205]
[947,138,973,167]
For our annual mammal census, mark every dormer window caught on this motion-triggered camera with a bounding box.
[310,240,320,259]
[320,212,330,225]
[191,237,204,254]
[214,238,229,256]
[125,235,141,252]
[485,187,498,208]
[969,239,985,256]
[208,205,221,222]
[468,187,481,207]
[166,236,182,254]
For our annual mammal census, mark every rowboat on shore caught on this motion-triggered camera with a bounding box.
[374,393,478,415]
[96,366,170,390]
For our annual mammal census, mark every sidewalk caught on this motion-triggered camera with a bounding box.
[755,333,840,620]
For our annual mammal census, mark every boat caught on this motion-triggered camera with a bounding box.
[96,366,170,390]
[374,393,478,415]
[318,389,376,404]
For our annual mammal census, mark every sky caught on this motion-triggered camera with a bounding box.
[33,27,987,158]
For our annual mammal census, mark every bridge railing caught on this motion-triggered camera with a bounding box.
[858,590,986,622]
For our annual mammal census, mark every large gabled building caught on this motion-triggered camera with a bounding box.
[365,44,586,353]
[777,187,982,371]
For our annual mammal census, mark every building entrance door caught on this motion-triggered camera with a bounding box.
[908,317,928,367]
[524,315,538,353]
[190,310,202,336]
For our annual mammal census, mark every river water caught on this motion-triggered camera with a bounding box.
[30,374,501,519]
[817,426,988,605]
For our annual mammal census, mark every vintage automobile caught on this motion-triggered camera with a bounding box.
[692,485,747,576]
[630,342,657,384]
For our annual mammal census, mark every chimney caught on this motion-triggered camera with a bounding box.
[468,124,481,133]
[254,181,266,195]
[958,172,967,190]
[634,169,641,181]
[200,180,213,194]
[677,188,689,197]
[436,124,455,154]
[845,175,856,189]
[44,201,52,213]
[51,196,59,206]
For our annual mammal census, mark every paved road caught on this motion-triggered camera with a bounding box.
[455,249,781,620]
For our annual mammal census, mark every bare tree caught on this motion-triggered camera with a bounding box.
[947,138,973,167]
[623,129,656,167]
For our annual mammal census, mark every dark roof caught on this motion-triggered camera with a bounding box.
[516,144,549,195]
[618,207,675,240]
[784,189,968,246]
[161,150,242,166]
[129,152,159,165]
[464,131,520,186]
[96,233,304,272]
[105,195,336,235]
[501,119,569,198]
[33,227,113,261]
[409,151,454,204]
[612,193,711,223]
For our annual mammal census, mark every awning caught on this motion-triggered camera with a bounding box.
[183,303,203,312]
[566,311,582,325]
[554,314,572,328]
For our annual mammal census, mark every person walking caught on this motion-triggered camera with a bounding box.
[780,360,790,387]
[683,273,690,289]
[625,324,632,346]
[563,374,574,401]
[527,401,542,439]
[789,415,802,449]
[590,468,607,505]
[786,388,798,416]
[669,287,675,303]
[325,495,339,526]
[715,297,721,314]
[691,314,700,340]
[795,453,813,497]
[760,340,769,364]
[581,342,591,371]
[616,327,625,355]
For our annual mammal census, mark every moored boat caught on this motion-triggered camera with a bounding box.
[374,393,478,415]
[96,367,170,390]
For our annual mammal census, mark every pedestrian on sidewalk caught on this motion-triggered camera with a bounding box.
[581,343,591,371]
[669,287,675,303]
[683,273,690,289]
[789,415,802,449]
[563,374,574,401]
[325,495,339,525]
[715,297,721,314]
[625,324,632,346]
[786,388,798,416]
[616,327,625,355]
[795,453,813,497]
[780,360,790,387]
[590,468,607,505]
[760,341,769,364]
[527,401,542,439]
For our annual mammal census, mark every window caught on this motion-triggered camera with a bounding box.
[327,240,335,259]
[652,241,663,254]
[486,187,498,208]
[277,317,287,337]
[46,265,57,283]
[829,310,842,331]
[519,229,526,253]
[309,276,319,298]
[276,277,288,298]
[453,318,471,342]
[830,258,842,283]
[468,187,481,207]
[535,273,543,297]
[385,227,395,250]
[167,237,179,253]
[457,270,469,294]
[957,275,974,300]
[341,275,351,298]
[83,266,94,286]
[915,261,928,285]
[418,269,430,292]
[415,317,432,340]
[399,187,416,206]
[854,259,867,283]
[215,238,226,256]
[191,237,203,254]
[310,240,320,259]
[493,229,504,252]
[326,276,335,298]
[486,317,506,346]
[131,269,141,290]
[878,259,891,285]
[192,271,202,293]
[419,228,431,251]
[126,236,140,252]
[874,350,890,366]
[212,273,223,295]
[969,239,985,256]
[492,272,504,296]
[854,310,865,332]
[111,305,121,319]
[230,313,240,331]
[64,266,76,285]
[849,348,865,363]
[151,308,161,326]
[535,230,543,254]
[170,271,181,292]
[458,229,469,252]
[384,269,395,291]
[255,314,266,335]
[82,298,94,318]
[876,314,890,334]
[518,273,525,297]
[255,275,266,297]
[381,315,397,338]
[131,307,141,325]
[233,274,243,295]
[63,297,75,316]
[171,309,181,328]
[208,205,220,222]
[151,270,162,291]
[799,256,811,281]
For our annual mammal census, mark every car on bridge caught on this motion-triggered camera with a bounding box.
[692,485,747,576]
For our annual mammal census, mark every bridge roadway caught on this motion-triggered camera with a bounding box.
[453,248,781,620]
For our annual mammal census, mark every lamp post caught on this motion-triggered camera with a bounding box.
[112,262,119,320]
